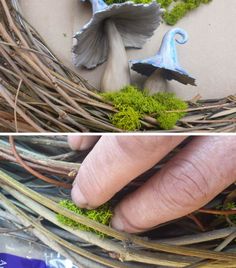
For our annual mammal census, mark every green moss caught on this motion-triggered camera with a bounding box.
[104,0,212,25]
[158,0,172,8]
[217,202,236,224]
[103,86,145,111]
[164,2,188,25]
[157,112,180,130]
[57,200,112,238]
[102,86,188,131]
[164,0,212,25]
[152,92,187,129]
[111,107,142,131]
[152,92,187,112]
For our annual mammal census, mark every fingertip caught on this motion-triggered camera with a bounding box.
[71,181,88,208]
[111,214,124,232]
[68,136,82,151]
[68,136,99,151]
[111,207,143,233]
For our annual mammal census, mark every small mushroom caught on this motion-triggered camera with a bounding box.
[73,0,163,92]
[131,28,196,95]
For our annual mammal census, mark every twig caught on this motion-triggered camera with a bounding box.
[0,225,32,234]
[0,138,80,171]
[1,170,236,262]
[0,192,121,268]
[155,227,236,246]
[9,136,72,189]
[1,186,191,267]
[198,208,236,216]
[14,79,22,132]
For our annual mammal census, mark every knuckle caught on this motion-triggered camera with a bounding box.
[158,158,210,210]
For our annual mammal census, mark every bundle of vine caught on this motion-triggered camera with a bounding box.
[0,0,236,133]
[1,136,236,268]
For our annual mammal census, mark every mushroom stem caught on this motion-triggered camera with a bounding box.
[101,19,131,92]
[144,69,167,95]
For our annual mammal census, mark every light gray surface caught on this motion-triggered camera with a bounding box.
[20,0,236,99]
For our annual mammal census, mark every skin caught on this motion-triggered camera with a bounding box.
[68,136,99,151]
[68,136,236,233]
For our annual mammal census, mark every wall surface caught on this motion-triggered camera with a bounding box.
[20,0,236,99]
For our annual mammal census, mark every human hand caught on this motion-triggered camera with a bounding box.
[68,136,236,233]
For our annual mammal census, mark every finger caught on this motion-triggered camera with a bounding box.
[71,136,186,208]
[68,136,99,151]
[112,136,236,233]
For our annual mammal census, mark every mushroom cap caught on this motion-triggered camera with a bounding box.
[131,59,196,86]
[131,28,196,86]
[73,1,163,69]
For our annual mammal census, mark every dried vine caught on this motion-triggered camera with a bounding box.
[0,0,235,132]
[0,136,236,267]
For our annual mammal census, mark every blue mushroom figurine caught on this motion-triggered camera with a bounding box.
[73,0,163,92]
[131,28,196,95]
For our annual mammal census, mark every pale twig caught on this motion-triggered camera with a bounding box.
[0,225,32,234]
[156,227,236,246]
[1,185,193,267]
[0,192,117,268]
[1,170,236,262]
[14,79,22,132]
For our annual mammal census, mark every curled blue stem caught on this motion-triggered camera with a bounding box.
[157,28,188,70]
[174,28,188,45]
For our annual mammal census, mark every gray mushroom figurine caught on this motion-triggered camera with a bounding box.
[131,28,196,95]
[73,0,163,92]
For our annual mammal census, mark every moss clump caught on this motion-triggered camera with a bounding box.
[111,107,142,131]
[102,86,188,131]
[157,112,181,130]
[104,85,145,111]
[217,202,236,224]
[158,0,173,8]
[104,0,212,25]
[57,200,112,238]
[163,0,212,25]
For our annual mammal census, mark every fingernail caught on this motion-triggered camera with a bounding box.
[111,215,124,231]
[71,184,88,208]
